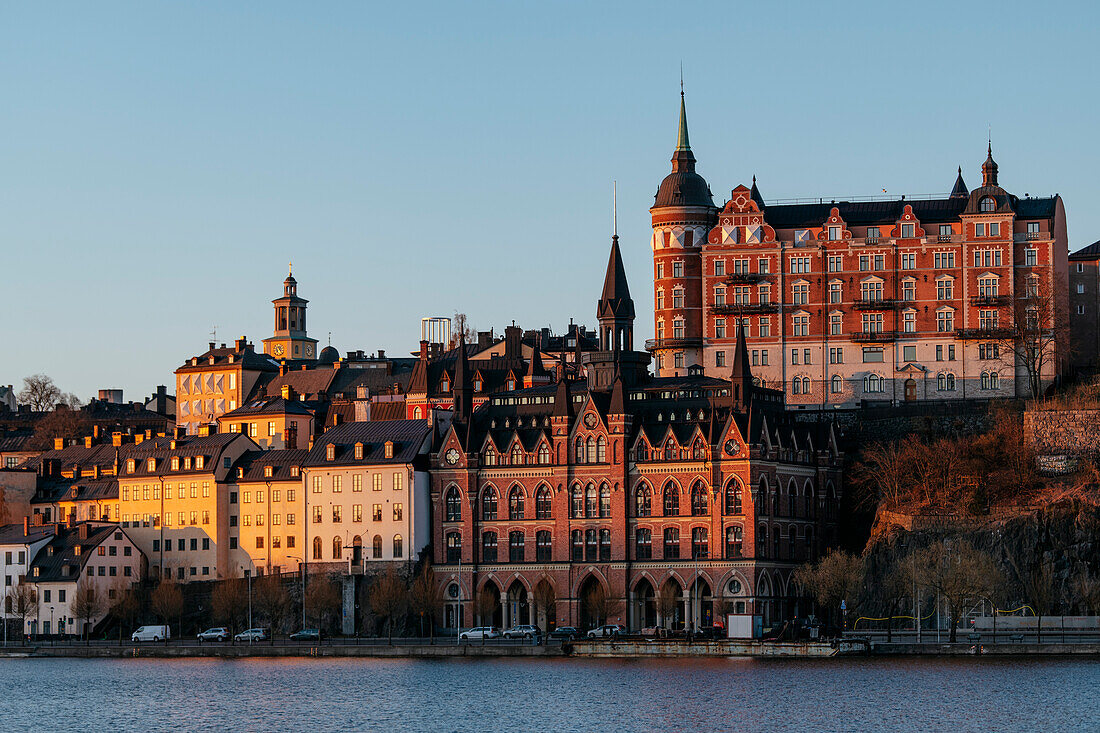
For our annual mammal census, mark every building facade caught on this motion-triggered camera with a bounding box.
[1070,240,1100,372]
[649,96,1069,405]
[430,235,843,634]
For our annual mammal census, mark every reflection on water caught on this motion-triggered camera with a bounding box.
[0,656,1097,732]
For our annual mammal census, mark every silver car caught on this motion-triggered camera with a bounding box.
[459,626,500,641]
[503,625,541,640]
[234,628,269,642]
[197,627,229,642]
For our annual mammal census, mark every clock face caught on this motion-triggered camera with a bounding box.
[272,344,284,356]
[583,412,598,429]
[445,448,460,465]
[305,344,314,357]
[724,439,741,457]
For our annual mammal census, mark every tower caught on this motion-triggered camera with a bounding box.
[586,230,650,390]
[649,88,717,377]
[262,265,318,361]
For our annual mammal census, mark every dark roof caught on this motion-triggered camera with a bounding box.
[305,419,432,467]
[597,236,635,321]
[177,345,280,373]
[367,401,405,421]
[0,523,56,544]
[1071,240,1100,261]
[949,168,969,198]
[654,169,714,209]
[232,449,310,483]
[221,396,313,419]
[0,434,32,451]
[27,522,130,582]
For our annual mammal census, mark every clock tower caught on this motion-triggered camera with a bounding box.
[262,265,318,361]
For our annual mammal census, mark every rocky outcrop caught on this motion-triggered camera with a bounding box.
[1024,409,1100,457]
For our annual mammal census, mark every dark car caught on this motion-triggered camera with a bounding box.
[289,628,322,641]
[548,626,579,641]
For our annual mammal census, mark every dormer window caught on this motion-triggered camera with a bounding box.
[326,444,336,461]
[33,567,39,577]
[440,378,450,393]
[237,467,244,479]
[474,378,483,392]
[980,197,996,212]
[171,457,180,471]
[264,466,273,478]
[354,442,364,460]
[74,545,81,556]
[290,466,299,477]
[195,456,204,470]
[184,457,192,470]
[507,379,515,391]
[384,441,394,459]
[147,458,156,471]
[126,459,135,473]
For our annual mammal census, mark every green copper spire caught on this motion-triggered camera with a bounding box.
[676,90,691,152]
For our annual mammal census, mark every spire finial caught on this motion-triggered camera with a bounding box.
[288,261,292,277]
[676,81,690,152]
[612,180,617,238]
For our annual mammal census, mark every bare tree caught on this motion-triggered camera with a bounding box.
[1011,555,1057,643]
[18,374,62,412]
[71,581,105,644]
[447,312,475,349]
[992,272,1068,400]
[211,576,248,636]
[254,574,291,638]
[910,541,1000,643]
[656,584,680,628]
[27,407,93,451]
[370,568,408,644]
[1071,568,1100,615]
[150,578,183,641]
[109,578,140,644]
[850,440,915,510]
[532,582,556,637]
[407,566,442,640]
[304,576,342,631]
[5,581,38,643]
[473,588,497,627]
[793,550,865,630]
[583,584,622,627]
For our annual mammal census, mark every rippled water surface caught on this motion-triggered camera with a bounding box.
[1,656,1098,732]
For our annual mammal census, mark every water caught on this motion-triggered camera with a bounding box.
[0,656,1098,732]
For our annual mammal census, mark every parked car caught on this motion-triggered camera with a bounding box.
[197,627,229,642]
[459,627,500,641]
[289,628,322,641]
[131,625,171,642]
[234,628,270,642]
[587,624,627,639]
[548,626,579,641]
[503,624,542,640]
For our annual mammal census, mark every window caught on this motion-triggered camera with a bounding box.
[656,262,664,279]
[725,482,743,515]
[866,227,880,242]
[672,287,684,309]
[599,528,611,561]
[792,282,808,305]
[481,487,498,520]
[864,374,885,393]
[793,314,809,336]
[373,474,382,491]
[790,257,811,274]
[352,504,362,522]
[861,313,883,334]
[509,531,525,562]
[690,482,708,516]
[446,532,461,563]
[860,281,883,302]
[313,536,323,559]
[372,504,382,522]
[663,528,680,559]
[758,258,770,274]
[830,313,842,335]
[979,343,1000,360]
[903,345,917,362]
[937,372,957,391]
[980,197,996,212]
[1028,221,1041,238]
[712,286,725,307]
[673,319,684,339]
[663,484,679,516]
[571,485,583,518]
[715,318,726,339]
[901,252,915,269]
[862,347,885,363]
[902,311,916,333]
[635,484,652,517]
[828,225,841,241]
[585,484,598,518]
[672,261,683,278]
[691,527,709,559]
[600,484,611,518]
[585,529,598,561]
[937,278,954,300]
[829,281,842,304]
[934,252,955,269]
[481,532,498,563]
[536,530,552,562]
[828,255,842,272]
[537,444,549,464]
[571,530,583,561]
[392,503,402,521]
[979,310,999,330]
[508,487,524,520]
[829,347,843,364]
[831,374,843,393]
[859,255,870,272]
[332,475,342,493]
[1025,249,1038,266]
[372,535,383,559]
[715,351,726,367]
[937,309,954,332]
[714,259,725,276]
[635,528,652,559]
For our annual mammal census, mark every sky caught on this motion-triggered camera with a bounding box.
[2,1,1098,401]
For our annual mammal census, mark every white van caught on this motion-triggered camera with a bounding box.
[131,625,171,642]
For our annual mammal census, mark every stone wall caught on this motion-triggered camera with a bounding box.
[1023,409,1100,457]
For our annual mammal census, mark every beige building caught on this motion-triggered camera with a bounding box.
[175,338,279,436]
[226,449,309,577]
[217,388,314,450]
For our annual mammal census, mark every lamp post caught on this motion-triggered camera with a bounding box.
[244,569,253,643]
[288,555,306,630]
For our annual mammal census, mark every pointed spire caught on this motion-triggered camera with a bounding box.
[950,166,969,198]
[523,336,549,387]
[453,334,472,421]
[609,370,626,414]
[599,235,633,310]
[750,174,765,209]
[553,368,572,418]
[982,141,999,187]
[729,321,753,411]
[676,87,691,152]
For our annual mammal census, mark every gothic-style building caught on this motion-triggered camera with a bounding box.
[429,233,844,633]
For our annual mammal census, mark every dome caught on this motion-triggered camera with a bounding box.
[318,345,339,364]
[655,169,714,208]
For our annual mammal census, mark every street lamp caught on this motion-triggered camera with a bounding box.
[244,569,253,643]
[288,555,306,630]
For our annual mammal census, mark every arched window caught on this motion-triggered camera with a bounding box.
[725,481,743,515]
[692,440,705,460]
[585,529,598,561]
[787,479,798,517]
[446,532,461,562]
[663,527,680,559]
[726,526,743,558]
[535,486,552,520]
[946,373,956,390]
[571,485,583,518]
[536,530,551,562]
[635,442,648,462]
[393,534,403,558]
[635,484,652,517]
[663,483,679,516]
[981,372,990,390]
[664,441,674,461]
[691,482,708,516]
[445,486,462,522]
[691,527,708,559]
[599,484,611,518]
[757,525,768,558]
[413,406,422,420]
[599,528,611,561]
[508,486,525,520]
[509,531,525,562]
[586,436,597,464]
[537,444,550,464]
[571,530,583,561]
[372,535,383,559]
[980,196,996,212]
[635,528,652,559]
[481,486,498,521]
[772,484,781,516]
[481,532,498,562]
[805,527,815,560]
[483,446,496,466]
[511,444,523,465]
[864,374,884,393]
[788,526,798,561]
[333,536,342,560]
[758,477,769,516]
[990,372,999,390]
[831,374,843,394]
[585,484,598,518]
[313,536,322,560]
[574,438,584,464]
[597,435,607,463]
[805,480,816,519]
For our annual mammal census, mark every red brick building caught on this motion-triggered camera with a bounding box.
[429,235,843,633]
[649,94,1069,405]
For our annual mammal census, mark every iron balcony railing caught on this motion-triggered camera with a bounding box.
[971,295,1009,306]
[955,328,1014,340]
[645,338,704,351]
[853,298,900,310]
[711,303,778,315]
[851,331,897,342]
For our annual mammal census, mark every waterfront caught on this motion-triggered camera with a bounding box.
[0,657,1097,732]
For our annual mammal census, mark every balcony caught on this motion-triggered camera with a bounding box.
[926,233,963,244]
[851,331,897,342]
[970,295,1008,306]
[1014,232,1047,242]
[645,337,704,351]
[723,272,772,284]
[853,298,900,310]
[712,302,778,315]
[956,328,1014,340]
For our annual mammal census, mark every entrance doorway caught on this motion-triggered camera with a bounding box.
[904,379,916,401]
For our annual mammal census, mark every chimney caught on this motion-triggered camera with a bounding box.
[174,426,186,440]
[236,337,247,351]
[419,340,429,360]
[92,465,100,479]
[112,432,123,447]
[378,349,385,359]
[145,429,153,440]
[209,342,216,351]
[134,433,144,446]
[66,512,75,529]
[281,384,293,400]
[79,523,89,540]
[155,385,167,414]
[93,425,101,439]
[54,438,64,451]
[23,516,29,536]
[504,325,522,364]
[84,436,93,448]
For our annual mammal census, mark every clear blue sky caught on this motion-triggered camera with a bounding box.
[3,1,1097,401]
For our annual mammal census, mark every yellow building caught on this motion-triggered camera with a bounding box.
[226,449,309,577]
[175,338,279,436]
[217,387,314,450]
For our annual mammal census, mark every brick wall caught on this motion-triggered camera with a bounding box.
[1024,408,1100,456]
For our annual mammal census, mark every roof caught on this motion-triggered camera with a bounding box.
[232,449,310,482]
[220,396,313,419]
[177,345,280,373]
[0,523,56,545]
[1071,240,1100,261]
[305,419,432,467]
[27,522,129,583]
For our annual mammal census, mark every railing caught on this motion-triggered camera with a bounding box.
[851,331,897,342]
[1014,232,1048,242]
[853,298,899,310]
[956,328,1014,340]
[711,303,778,315]
[645,338,704,351]
[723,272,771,284]
[971,295,1008,306]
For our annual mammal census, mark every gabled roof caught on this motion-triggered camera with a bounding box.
[0,523,56,545]
[232,448,310,483]
[177,345,280,373]
[305,419,431,467]
[1070,240,1100,261]
[220,396,313,419]
[28,522,134,583]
